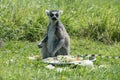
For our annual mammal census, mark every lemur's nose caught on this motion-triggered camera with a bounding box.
[52,17,57,20]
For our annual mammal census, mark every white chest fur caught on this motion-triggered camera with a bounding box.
[47,25,56,52]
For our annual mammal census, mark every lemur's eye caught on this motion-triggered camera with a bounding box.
[50,14,54,17]
[55,14,58,17]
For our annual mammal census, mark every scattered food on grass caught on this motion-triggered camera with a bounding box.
[28,55,41,60]
[98,64,109,68]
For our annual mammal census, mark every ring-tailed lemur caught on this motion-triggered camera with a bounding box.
[38,10,70,59]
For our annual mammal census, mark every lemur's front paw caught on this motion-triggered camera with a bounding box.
[48,51,55,57]
[38,44,42,48]
[51,53,56,57]
[38,42,43,48]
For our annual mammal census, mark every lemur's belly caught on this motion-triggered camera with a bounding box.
[47,30,56,52]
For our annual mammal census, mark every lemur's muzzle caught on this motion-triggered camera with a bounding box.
[52,17,57,20]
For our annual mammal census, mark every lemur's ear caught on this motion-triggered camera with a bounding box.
[59,10,63,15]
[45,10,50,16]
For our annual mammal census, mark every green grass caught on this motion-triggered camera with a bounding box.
[0,0,120,79]
[0,38,120,80]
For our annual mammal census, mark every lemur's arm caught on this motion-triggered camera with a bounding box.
[38,26,49,48]
[38,34,48,48]
[41,34,48,43]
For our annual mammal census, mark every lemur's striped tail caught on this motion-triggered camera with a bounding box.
[77,54,120,61]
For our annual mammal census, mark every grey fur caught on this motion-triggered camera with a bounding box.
[38,10,70,59]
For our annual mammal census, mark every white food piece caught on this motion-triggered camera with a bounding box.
[78,60,94,67]
[99,65,108,68]
[45,64,55,69]
[28,56,36,60]
[28,55,40,60]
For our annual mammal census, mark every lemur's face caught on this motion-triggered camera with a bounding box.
[46,10,63,21]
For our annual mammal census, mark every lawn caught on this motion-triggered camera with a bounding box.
[0,38,120,80]
[0,0,120,80]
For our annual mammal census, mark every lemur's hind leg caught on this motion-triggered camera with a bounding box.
[41,42,49,59]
